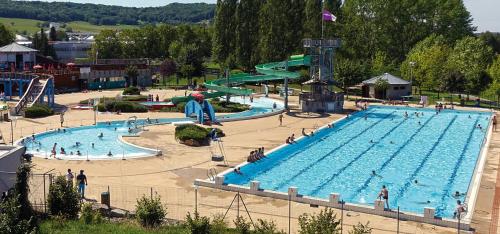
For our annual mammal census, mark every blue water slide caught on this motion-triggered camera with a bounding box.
[185,100,217,124]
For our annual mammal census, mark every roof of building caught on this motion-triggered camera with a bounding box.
[362,73,410,85]
[0,43,38,53]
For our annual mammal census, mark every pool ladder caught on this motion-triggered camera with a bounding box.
[207,168,218,181]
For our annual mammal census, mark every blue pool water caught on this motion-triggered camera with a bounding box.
[224,106,491,218]
[139,101,173,106]
[22,97,283,160]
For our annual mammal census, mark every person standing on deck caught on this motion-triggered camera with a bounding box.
[377,185,390,209]
[60,112,65,127]
[77,170,88,199]
[493,115,497,131]
[279,114,284,126]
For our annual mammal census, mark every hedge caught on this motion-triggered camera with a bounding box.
[25,104,54,118]
[175,124,209,142]
[123,87,141,95]
[97,101,147,113]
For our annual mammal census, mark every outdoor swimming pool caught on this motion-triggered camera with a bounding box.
[224,106,491,218]
[21,96,283,160]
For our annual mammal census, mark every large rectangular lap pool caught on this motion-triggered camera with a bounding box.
[223,106,491,218]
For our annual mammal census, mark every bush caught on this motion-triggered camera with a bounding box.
[160,101,186,113]
[298,208,341,234]
[185,212,210,234]
[113,101,148,113]
[349,222,372,234]
[135,195,167,228]
[122,95,148,102]
[233,216,251,234]
[254,219,285,234]
[210,100,250,113]
[210,213,228,234]
[24,104,54,118]
[80,203,103,225]
[123,87,140,95]
[123,87,139,95]
[174,124,209,142]
[97,101,148,113]
[47,176,80,219]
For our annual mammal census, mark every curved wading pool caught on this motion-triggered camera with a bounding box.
[19,96,283,160]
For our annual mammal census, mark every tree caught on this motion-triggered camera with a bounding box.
[341,0,474,64]
[487,56,500,105]
[298,208,341,234]
[401,35,451,95]
[235,0,262,71]
[446,36,494,96]
[304,0,322,39]
[159,59,177,86]
[180,64,196,85]
[374,78,390,99]
[480,31,500,55]
[0,164,38,234]
[91,30,122,60]
[49,26,57,41]
[335,57,370,97]
[47,176,80,219]
[33,28,56,58]
[0,23,14,46]
[125,65,139,87]
[212,0,237,66]
[258,0,291,62]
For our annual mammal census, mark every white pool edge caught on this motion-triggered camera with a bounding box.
[197,107,494,231]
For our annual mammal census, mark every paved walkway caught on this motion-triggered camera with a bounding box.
[2,89,499,233]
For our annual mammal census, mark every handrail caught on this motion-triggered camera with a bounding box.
[31,78,50,107]
[14,76,39,114]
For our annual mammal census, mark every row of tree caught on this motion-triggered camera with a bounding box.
[212,0,475,72]
[0,1,215,25]
[92,24,212,80]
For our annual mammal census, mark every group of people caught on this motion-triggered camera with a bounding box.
[148,94,160,102]
[66,169,88,199]
[247,147,266,162]
[376,184,466,219]
[434,103,453,113]
[355,100,369,110]
[301,128,315,137]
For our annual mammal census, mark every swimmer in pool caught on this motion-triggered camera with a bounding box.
[107,151,113,156]
[98,132,103,138]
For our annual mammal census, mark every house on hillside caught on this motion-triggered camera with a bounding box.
[361,73,411,100]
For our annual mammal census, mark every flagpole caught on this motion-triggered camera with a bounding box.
[321,0,324,39]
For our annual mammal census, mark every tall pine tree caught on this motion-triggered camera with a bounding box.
[235,0,262,71]
[212,0,237,68]
[304,0,322,38]
[258,0,292,62]
[287,0,305,53]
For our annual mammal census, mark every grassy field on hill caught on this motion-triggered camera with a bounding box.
[0,17,137,34]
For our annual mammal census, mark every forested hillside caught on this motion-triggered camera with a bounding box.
[0,1,215,25]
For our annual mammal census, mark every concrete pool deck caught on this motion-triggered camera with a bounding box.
[0,89,499,233]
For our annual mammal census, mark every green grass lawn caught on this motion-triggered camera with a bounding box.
[0,17,138,34]
[40,219,247,234]
[40,219,189,234]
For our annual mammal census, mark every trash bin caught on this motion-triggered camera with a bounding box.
[101,191,110,208]
[3,113,8,121]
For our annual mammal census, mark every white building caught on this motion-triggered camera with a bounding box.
[0,43,37,71]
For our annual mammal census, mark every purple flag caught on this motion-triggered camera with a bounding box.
[322,10,337,22]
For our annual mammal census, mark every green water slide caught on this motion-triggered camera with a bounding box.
[171,55,310,104]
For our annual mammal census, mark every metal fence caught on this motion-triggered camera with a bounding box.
[23,181,460,234]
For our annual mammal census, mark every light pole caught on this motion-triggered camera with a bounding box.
[409,61,416,94]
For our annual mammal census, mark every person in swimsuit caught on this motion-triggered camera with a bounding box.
[377,185,390,209]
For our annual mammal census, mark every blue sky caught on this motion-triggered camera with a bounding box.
[25,0,500,32]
